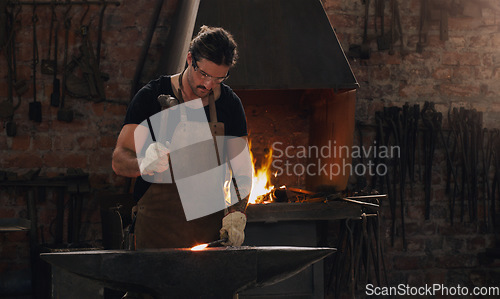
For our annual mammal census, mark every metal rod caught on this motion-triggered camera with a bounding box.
[345,194,387,200]
[10,1,120,6]
[342,198,380,208]
[207,238,228,247]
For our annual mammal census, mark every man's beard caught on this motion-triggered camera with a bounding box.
[187,69,211,99]
[194,85,210,97]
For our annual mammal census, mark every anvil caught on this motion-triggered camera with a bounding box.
[41,246,335,298]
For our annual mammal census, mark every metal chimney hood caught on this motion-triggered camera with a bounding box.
[193,0,358,90]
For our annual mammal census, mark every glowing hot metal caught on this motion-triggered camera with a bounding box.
[191,238,228,251]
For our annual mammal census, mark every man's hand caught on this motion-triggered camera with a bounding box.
[220,211,246,246]
[139,142,170,176]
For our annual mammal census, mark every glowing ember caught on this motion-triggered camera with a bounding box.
[248,140,275,204]
[191,243,208,251]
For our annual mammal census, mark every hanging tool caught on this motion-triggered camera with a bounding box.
[491,130,500,227]
[469,110,481,222]
[29,0,42,123]
[6,2,28,98]
[481,128,489,227]
[371,211,389,288]
[3,4,22,136]
[421,103,434,220]
[50,12,60,107]
[417,0,429,53]
[58,1,74,122]
[361,0,371,59]
[449,107,462,223]
[81,21,107,102]
[399,104,410,250]
[421,102,441,220]
[376,0,391,51]
[354,121,368,192]
[78,3,99,98]
[378,108,397,247]
[64,2,106,102]
[79,2,98,96]
[407,104,420,191]
[492,146,498,227]
[440,5,449,41]
[441,109,459,224]
[0,1,8,51]
[393,0,408,56]
[1,3,14,122]
[388,0,397,55]
[96,0,108,67]
[348,0,371,59]
[387,106,407,250]
[371,113,383,191]
[482,129,499,229]
[54,188,65,244]
[463,108,478,222]
[457,108,467,222]
[41,1,57,75]
[455,107,471,222]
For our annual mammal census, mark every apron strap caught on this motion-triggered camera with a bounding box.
[209,91,217,123]
[177,69,188,122]
[177,69,186,104]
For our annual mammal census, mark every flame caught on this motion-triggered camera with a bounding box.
[191,243,208,251]
[248,140,275,204]
[224,179,232,207]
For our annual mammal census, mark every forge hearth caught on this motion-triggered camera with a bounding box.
[160,0,359,191]
[241,89,357,191]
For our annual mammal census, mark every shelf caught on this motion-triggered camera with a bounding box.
[0,218,31,232]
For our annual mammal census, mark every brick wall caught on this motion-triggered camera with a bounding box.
[0,0,177,292]
[322,0,500,296]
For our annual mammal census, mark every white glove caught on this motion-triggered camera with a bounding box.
[139,142,170,176]
[220,211,246,246]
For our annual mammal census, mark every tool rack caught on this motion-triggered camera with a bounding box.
[0,173,90,297]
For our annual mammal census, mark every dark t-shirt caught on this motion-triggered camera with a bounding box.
[123,75,248,201]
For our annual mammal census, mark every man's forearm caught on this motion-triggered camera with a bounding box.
[112,146,141,178]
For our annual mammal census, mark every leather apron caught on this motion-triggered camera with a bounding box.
[134,91,226,249]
